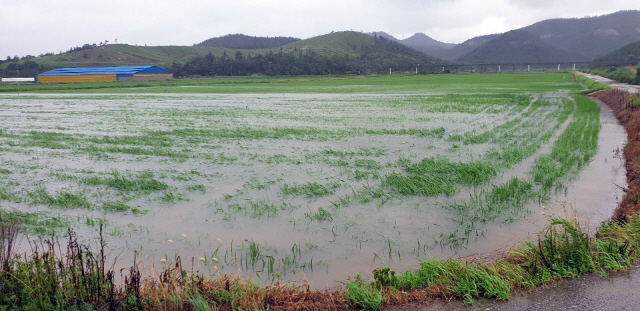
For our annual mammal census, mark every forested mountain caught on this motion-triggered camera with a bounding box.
[428,34,499,61]
[367,32,455,56]
[196,34,299,49]
[400,33,455,54]
[593,41,640,64]
[445,10,640,63]
[522,10,640,60]
[457,30,587,64]
[172,31,446,76]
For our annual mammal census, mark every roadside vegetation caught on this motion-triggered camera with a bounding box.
[583,64,640,85]
[1,72,638,310]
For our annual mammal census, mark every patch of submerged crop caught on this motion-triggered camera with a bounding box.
[440,95,601,247]
[386,97,568,200]
[0,208,73,235]
[281,181,341,198]
[215,199,301,220]
[81,170,168,192]
[28,188,92,209]
[385,158,496,196]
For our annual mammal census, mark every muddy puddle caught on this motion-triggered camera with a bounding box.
[0,92,626,289]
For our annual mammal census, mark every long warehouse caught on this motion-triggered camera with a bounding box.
[35,66,173,83]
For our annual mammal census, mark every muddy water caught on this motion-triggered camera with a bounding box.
[0,93,626,289]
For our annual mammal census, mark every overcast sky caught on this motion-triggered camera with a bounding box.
[2,0,639,59]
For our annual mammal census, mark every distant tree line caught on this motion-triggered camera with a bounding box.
[174,36,442,76]
[0,60,45,78]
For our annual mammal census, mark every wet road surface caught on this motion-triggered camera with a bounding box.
[389,264,640,311]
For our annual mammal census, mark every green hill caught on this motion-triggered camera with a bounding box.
[280,31,444,65]
[593,41,640,64]
[29,44,244,68]
[196,34,299,49]
[281,31,379,58]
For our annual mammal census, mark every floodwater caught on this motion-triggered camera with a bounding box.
[0,92,626,288]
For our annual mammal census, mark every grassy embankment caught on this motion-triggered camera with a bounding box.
[2,73,640,310]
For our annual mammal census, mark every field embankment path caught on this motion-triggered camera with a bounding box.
[579,72,640,94]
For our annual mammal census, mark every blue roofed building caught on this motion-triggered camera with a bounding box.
[35,66,172,83]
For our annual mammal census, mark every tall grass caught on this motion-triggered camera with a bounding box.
[3,211,640,310]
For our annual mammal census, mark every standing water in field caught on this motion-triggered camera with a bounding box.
[0,80,626,288]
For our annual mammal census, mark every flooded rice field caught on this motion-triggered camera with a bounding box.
[0,91,626,288]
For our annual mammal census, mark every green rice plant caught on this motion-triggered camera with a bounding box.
[101,201,132,213]
[354,170,379,180]
[385,157,496,196]
[82,171,168,192]
[218,199,299,219]
[0,208,70,235]
[354,159,381,170]
[187,184,207,193]
[531,96,600,194]
[160,192,186,203]
[486,178,532,204]
[385,173,456,196]
[0,186,18,202]
[29,188,91,209]
[0,169,11,174]
[306,207,333,222]
[280,182,340,198]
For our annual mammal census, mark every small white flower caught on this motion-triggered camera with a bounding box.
[167,239,174,244]
[182,234,187,238]
[199,257,206,262]
[212,257,219,263]
[160,258,167,264]
[216,238,223,243]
